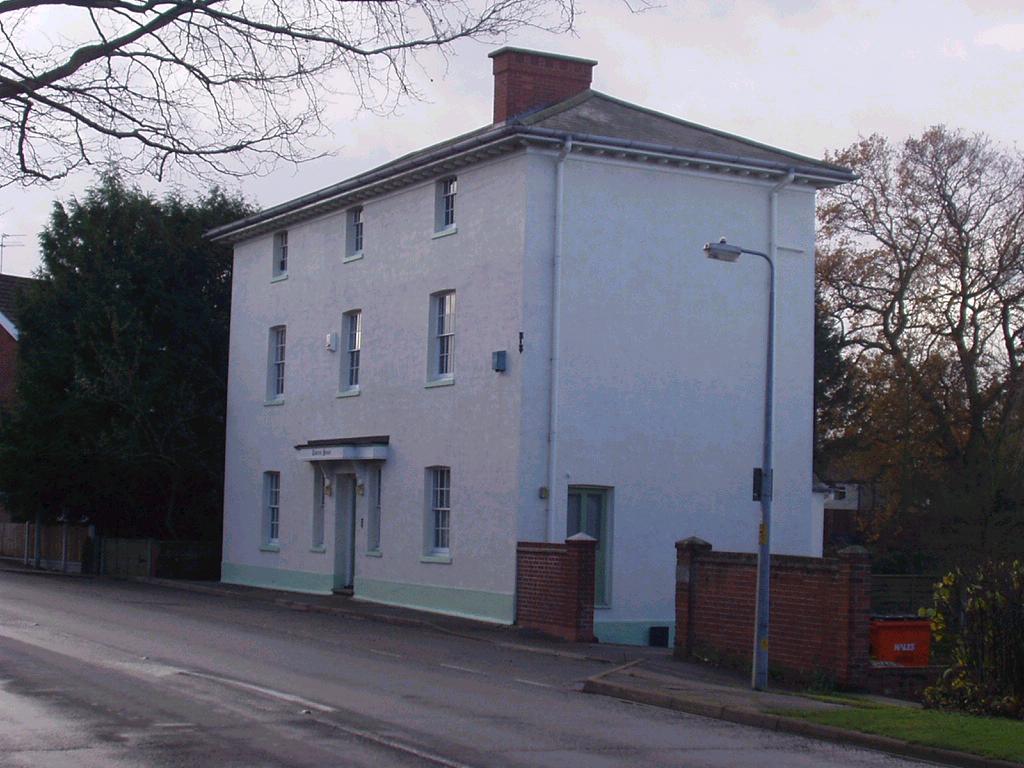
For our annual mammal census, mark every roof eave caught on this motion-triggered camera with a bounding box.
[208,123,853,244]
[207,124,535,243]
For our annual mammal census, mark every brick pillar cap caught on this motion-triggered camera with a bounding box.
[676,536,712,552]
[566,532,597,543]
[837,545,870,558]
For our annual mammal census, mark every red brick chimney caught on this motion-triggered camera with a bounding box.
[489,47,597,124]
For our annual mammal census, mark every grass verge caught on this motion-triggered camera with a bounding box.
[773,701,1024,764]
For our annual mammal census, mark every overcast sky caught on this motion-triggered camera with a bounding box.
[1,0,1021,277]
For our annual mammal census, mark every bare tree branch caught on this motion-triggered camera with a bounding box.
[0,0,576,186]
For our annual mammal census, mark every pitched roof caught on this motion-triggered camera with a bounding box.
[208,90,853,243]
[522,91,848,174]
[0,274,34,328]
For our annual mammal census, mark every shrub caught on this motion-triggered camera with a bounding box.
[924,561,1024,719]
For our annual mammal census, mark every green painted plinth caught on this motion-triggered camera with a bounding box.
[221,561,334,594]
[355,576,514,625]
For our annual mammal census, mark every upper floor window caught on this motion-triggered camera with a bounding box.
[268,325,286,400]
[429,291,455,382]
[435,177,457,232]
[346,207,364,259]
[342,310,361,391]
[273,231,288,277]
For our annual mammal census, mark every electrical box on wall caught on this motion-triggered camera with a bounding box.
[492,350,507,372]
[325,332,338,352]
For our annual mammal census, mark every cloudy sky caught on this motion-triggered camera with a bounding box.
[1,0,1021,276]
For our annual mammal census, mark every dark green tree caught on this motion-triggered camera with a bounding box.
[0,174,253,539]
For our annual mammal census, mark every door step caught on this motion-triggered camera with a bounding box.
[332,587,353,596]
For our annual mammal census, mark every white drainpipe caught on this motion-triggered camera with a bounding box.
[770,169,796,261]
[545,138,573,543]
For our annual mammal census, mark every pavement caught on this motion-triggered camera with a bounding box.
[1,562,1016,768]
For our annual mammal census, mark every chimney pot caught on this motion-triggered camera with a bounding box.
[489,47,596,124]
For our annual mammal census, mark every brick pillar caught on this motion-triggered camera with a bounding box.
[837,545,871,687]
[566,533,597,642]
[674,537,712,659]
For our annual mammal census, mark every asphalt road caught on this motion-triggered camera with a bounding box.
[0,570,925,767]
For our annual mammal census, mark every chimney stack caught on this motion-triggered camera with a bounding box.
[489,48,597,124]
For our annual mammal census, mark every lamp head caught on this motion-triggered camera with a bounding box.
[703,238,742,262]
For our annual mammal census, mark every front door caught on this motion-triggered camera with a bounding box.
[567,487,610,606]
[333,473,357,590]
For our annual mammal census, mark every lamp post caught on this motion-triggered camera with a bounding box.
[703,237,775,691]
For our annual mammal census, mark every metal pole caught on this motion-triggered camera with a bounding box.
[746,249,775,691]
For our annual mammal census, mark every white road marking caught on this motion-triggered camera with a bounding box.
[313,717,483,768]
[152,722,194,728]
[513,678,553,689]
[180,671,483,768]
[439,663,482,675]
[179,671,337,713]
[369,649,402,659]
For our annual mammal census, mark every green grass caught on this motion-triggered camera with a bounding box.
[773,701,1024,763]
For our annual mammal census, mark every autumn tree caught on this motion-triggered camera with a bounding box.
[0,173,252,538]
[0,0,575,187]
[817,126,1024,567]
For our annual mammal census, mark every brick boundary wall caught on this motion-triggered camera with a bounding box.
[675,537,871,687]
[516,536,596,642]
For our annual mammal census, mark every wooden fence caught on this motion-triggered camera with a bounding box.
[0,521,89,573]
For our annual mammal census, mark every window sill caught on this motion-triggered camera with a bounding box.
[310,546,326,554]
[365,550,383,558]
[424,378,454,389]
[271,273,289,283]
[431,225,458,240]
[420,554,452,564]
[260,544,280,553]
[343,251,364,263]
[264,398,285,407]
[336,387,360,399]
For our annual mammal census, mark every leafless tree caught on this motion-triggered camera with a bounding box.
[0,0,574,187]
[818,126,1024,563]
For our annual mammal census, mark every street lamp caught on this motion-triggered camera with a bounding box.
[703,237,775,691]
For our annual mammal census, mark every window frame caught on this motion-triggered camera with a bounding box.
[341,310,362,391]
[263,471,281,547]
[273,230,289,277]
[428,291,455,383]
[346,206,364,259]
[434,176,457,233]
[267,325,286,401]
[426,466,451,557]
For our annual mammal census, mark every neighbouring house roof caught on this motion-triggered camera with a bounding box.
[207,90,854,244]
[0,274,34,340]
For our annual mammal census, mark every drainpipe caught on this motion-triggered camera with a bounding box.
[769,170,796,263]
[545,138,573,543]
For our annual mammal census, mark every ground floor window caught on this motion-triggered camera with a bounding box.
[567,486,611,607]
[428,467,450,555]
[263,471,281,546]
